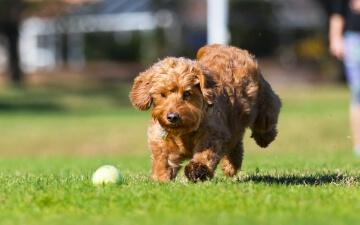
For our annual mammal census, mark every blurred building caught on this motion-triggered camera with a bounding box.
[19,0,178,72]
[0,0,334,81]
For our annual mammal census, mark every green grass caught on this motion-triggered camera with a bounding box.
[0,84,359,225]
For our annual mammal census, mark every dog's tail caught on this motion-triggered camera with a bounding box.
[250,76,281,148]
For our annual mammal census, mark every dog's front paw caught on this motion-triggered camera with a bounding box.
[184,161,213,182]
[152,173,171,182]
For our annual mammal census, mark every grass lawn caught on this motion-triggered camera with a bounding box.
[0,84,359,225]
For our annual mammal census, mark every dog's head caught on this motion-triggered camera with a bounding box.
[130,57,215,134]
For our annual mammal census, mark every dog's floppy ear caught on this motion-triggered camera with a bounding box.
[130,70,154,110]
[196,68,216,106]
[196,44,222,60]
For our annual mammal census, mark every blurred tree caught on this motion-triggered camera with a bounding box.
[0,0,23,85]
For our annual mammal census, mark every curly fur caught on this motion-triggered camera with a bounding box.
[130,44,281,182]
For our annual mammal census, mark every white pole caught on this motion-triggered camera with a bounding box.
[207,0,229,45]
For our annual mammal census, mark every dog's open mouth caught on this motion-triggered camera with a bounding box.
[165,123,182,129]
[161,121,189,133]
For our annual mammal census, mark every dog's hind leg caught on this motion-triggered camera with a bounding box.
[251,77,281,148]
[221,142,244,177]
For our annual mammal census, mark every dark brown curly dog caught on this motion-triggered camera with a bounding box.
[130,44,281,182]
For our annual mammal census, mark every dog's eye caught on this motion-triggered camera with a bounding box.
[183,91,191,99]
[160,93,166,98]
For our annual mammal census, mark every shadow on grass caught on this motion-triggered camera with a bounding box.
[240,173,359,186]
[0,102,65,113]
[0,83,132,113]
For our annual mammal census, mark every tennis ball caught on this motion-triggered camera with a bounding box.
[92,165,123,186]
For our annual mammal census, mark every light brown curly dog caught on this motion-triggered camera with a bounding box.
[130,44,281,182]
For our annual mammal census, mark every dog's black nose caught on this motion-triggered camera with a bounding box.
[167,112,180,123]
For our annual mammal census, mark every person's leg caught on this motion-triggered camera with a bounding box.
[351,104,360,155]
[343,32,360,155]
